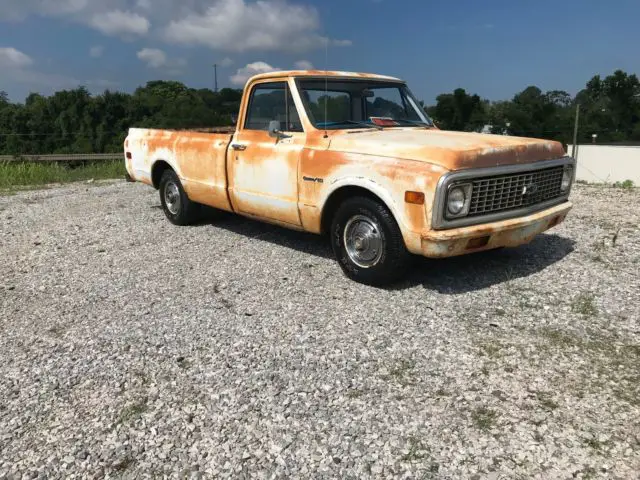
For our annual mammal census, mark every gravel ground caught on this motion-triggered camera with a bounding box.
[1,181,639,479]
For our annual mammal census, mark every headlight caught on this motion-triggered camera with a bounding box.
[446,183,472,218]
[448,188,465,214]
[561,165,573,191]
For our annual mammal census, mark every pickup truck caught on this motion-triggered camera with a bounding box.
[124,69,575,285]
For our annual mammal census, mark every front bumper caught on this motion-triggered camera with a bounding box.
[420,201,572,258]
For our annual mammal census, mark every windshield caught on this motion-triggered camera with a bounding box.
[295,78,434,130]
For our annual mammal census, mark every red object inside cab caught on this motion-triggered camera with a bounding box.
[370,117,399,126]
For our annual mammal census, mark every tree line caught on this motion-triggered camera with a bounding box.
[1,69,639,155]
[0,81,242,155]
[425,69,640,145]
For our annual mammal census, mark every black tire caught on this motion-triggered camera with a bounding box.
[158,169,200,225]
[330,196,409,286]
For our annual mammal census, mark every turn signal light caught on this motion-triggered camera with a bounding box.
[404,191,425,205]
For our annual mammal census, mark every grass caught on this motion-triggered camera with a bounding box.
[536,391,560,411]
[346,388,364,399]
[571,292,598,316]
[0,160,126,190]
[613,179,635,189]
[477,340,504,359]
[583,435,610,453]
[46,325,67,338]
[400,436,428,462]
[537,327,640,408]
[540,328,577,349]
[471,406,498,431]
[385,358,417,386]
[112,456,135,473]
[118,401,148,424]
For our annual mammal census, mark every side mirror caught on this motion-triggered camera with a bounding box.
[268,120,282,138]
[268,120,291,139]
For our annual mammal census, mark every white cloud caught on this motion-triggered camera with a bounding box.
[137,47,186,74]
[1,46,80,95]
[137,48,167,68]
[89,45,104,58]
[0,1,352,50]
[165,0,349,52]
[294,60,313,70]
[0,0,88,21]
[0,2,150,38]
[0,45,122,99]
[230,61,279,86]
[90,10,150,37]
[0,47,34,68]
[219,57,233,67]
[330,39,352,47]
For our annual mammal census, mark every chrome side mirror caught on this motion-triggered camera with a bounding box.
[268,120,291,139]
[268,120,282,138]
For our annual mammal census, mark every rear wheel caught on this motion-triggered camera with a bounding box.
[159,169,200,225]
[330,196,409,286]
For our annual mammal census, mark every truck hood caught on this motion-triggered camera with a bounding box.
[327,128,566,170]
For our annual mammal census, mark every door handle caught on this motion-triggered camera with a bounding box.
[231,143,246,151]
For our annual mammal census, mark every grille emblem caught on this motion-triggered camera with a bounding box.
[522,182,538,196]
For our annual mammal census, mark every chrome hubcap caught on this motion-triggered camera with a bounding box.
[344,214,383,268]
[164,181,181,215]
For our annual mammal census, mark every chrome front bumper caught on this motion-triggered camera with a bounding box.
[420,201,573,258]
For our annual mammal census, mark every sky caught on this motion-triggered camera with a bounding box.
[1,0,640,104]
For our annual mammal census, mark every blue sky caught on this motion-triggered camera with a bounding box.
[1,0,639,104]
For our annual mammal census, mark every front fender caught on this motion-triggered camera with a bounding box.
[320,176,407,229]
[316,168,443,254]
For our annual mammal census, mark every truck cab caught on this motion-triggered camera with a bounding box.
[124,70,575,285]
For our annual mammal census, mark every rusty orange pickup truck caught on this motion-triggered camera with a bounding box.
[124,70,575,285]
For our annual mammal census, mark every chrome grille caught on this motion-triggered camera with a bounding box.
[468,166,565,217]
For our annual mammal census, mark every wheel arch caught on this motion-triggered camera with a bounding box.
[319,181,406,236]
[151,160,178,189]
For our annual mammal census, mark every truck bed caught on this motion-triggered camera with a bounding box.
[125,127,234,211]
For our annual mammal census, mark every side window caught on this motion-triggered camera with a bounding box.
[244,82,303,132]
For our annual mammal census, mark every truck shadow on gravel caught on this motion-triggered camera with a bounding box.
[195,207,575,293]
[407,234,576,294]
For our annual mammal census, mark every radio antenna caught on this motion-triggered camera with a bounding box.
[323,37,328,139]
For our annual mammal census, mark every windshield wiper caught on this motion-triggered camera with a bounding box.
[341,120,384,130]
[318,120,383,131]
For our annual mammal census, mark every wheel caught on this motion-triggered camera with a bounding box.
[158,169,200,225]
[330,196,409,286]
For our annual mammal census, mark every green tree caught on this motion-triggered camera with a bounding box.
[575,70,640,142]
[430,88,487,131]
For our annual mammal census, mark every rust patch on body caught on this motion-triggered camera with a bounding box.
[419,202,572,257]
[124,69,574,262]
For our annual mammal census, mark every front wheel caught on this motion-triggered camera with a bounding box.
[159,169,200,225]
[330,196,409,286]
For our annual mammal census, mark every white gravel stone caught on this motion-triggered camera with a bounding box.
[0,181,639,478]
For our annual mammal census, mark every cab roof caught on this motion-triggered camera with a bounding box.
[247,69,403,83]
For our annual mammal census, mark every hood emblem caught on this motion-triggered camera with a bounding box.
[522,182,538,196]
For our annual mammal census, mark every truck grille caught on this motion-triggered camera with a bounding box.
[468,166,565,217]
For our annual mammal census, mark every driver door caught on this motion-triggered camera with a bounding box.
[227,80,305,226]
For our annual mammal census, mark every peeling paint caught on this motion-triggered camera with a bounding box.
[124,70,573,261]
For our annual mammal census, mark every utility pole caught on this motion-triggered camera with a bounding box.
[213,64,218,93]
[572,103,580,161]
